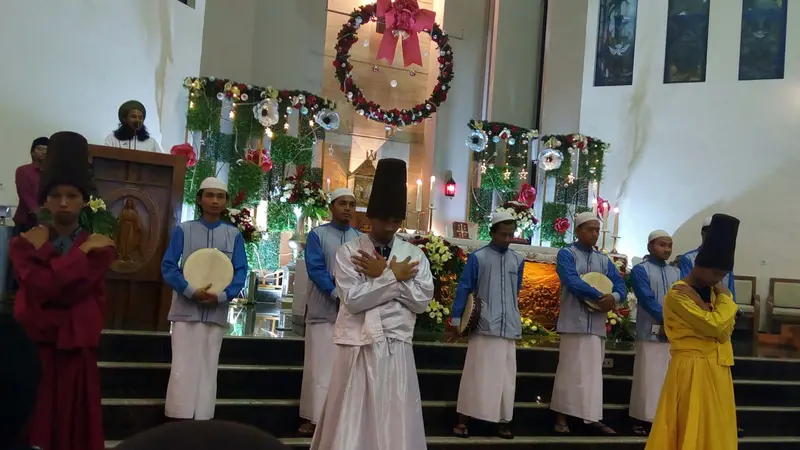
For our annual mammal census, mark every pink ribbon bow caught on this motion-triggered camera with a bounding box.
[376,0,436,67]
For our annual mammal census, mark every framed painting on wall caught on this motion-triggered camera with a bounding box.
[738,0,788,81]
[664,0,711,83]
[594,0,640,87]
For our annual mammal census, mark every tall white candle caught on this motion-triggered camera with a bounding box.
[601,202,610,231]
[612,207,620,236]
[591,198,598,216]
[415,179,423,212]
[429,176,436,208]
[326,178,331,192]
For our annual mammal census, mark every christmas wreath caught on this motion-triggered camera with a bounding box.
[333,1,454,129]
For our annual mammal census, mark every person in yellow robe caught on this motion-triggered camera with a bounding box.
[646,213,740,450]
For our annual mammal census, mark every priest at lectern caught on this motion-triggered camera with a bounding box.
[104,100,164,152]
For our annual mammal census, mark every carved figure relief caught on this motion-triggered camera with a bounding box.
[116,198,143,261]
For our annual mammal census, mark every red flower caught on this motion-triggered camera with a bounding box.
[170,143,196,168]
[606,323,612,334]
[554,217,570,234]
[618,307,630,317]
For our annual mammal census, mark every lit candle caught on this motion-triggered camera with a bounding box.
[326,178,331,192]
[429,176,436,208]
[415,179,423,212]
[612,207,620,236]
[601,202,610,232]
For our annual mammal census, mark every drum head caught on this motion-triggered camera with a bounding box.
[581,272,614,295]
[183,248,234,295]
[458,294,481,337]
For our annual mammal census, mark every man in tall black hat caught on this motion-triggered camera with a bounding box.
[104,100,164,152]
[9,131,116,450]
[310,158,434,450]
[645,214,740,450]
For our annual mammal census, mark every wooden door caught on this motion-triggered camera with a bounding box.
[89,145,186,331]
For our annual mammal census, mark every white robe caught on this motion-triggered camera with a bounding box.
[310,340,426,450]
[104,132,164,153]
[550,333,605,422]
[165,321,225,420]
[629,341,671,422]
[299,322,337,424]
[457,334,516,423]
[310,235,433,450]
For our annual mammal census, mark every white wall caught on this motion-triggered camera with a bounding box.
[579,0,800,297]
[0,0,206,208]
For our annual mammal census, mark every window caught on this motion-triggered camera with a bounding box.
[594,0,640,87]
[664,0,710,84]
[738,0,787,81]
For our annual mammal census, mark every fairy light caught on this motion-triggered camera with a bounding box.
[308,120,314,127]
[519,168,528,180]
[189,101,195,109]
[284,122,290,130]
[265,128,274,138]
[503,168,511,180]
[229,110,236,119]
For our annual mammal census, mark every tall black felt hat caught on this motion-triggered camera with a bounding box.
[695,213,739,272]
[367,158,407,220]
[38,131,92,205]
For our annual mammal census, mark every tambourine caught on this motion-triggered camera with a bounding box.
[183,248,234,294]
[458,293,482,337]
[581,272,614,311]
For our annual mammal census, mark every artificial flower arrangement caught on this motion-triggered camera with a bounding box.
[407,234,467,333]
[418,299,451,332]
[521,316,556,337]
[38,195,117,238]
[495,201,538,240]
[278,167,329,222]
[606,304,635,342]
[222,191,263,243]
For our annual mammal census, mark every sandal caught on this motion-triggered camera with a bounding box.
[585,421,617,436]
[452,423,470,438]
[497,423,514,440]
[553,423,571,435]
[632,423,649,436]
[298,421,316,436]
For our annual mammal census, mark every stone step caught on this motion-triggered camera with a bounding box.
[98,331,800,382]
[98,362,800,407]
[105,435,800,449]
[101,398,800,442]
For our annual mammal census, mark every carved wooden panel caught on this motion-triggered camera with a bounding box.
[89,146,186,331]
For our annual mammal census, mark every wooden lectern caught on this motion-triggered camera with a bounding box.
[89,145,186,331]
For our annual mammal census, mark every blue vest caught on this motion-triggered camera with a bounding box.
[556,244,618,337]
[304,223,362,324]
[632,259,680,342]
[466,245,525,340]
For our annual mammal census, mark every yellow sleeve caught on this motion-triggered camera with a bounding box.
[665,287,738,340]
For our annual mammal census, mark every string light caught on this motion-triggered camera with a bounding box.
[308,120,314,127]
[519,168,528,180]
[284,122,290,130]
[503,168,511,180]
[189,101,195,109]
[479,162,487,174]
[265,128,274,138]
[229,110,236,119]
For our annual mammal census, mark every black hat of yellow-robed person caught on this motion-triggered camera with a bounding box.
[695,213,739,272]
[366,158,407,220]
[37,131,92,205]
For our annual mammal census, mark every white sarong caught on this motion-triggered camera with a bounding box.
[299,322,337,424]
[550,333,605,422]
[456,334,516,423]
[629,340,671,422]
[165,321,225,420]
[310,339,427,450]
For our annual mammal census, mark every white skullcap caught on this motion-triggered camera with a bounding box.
[491,211,515,226]
[648,229,671,242]
[199,177,227,193]
[575,211,600,227]
[330,188,355,202]
[702,216,712,228]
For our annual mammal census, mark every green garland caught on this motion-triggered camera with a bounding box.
[540,134,608,183]
[183,157,216,205]
[186,89,219,132]
[267,201,296,233]
[270,133,313,167]
[540,203,592,248]
[480,165,518,192]
[228,162,264,208]
[204,131,238,163]
[303,167,323,184]
[468,120,538,169]
[262,232,283,271]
